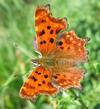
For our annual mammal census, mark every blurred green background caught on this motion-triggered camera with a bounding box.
[0,0,100,109]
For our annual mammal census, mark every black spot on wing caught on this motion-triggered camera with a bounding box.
[40,41,43,45]
[40,40,46,45]
[54,76,58,79]
[38,83,41,86]
[57,41,63,46]
[39,30,45,36]
[35,71,41,75]
[47,25,51,29]
[43,40,46,44]
[50,30,54,34]
[41,19,46,23]
[44,75,48,78]
[49,38,54,43]
[30,76,37,82]
[42,80,46,84]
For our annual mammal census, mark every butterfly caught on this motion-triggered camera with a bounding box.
[19,4,88,99]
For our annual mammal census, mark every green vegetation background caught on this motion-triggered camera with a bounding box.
[0,0,100,109]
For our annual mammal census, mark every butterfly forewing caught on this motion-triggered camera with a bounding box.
[20,66,57,99]
[35,5,67,55]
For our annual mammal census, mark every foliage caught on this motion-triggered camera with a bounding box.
[0,0,100,109]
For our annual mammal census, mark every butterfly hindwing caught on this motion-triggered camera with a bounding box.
[53,67,84,89]
[56,30,88,63]
[35,5,67,55]
[20,66,57,99]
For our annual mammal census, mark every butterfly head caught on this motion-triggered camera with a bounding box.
[31,58,40,66]
[31,57,45,66]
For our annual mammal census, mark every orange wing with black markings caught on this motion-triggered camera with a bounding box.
[56,30,88,63]
[35,5,67,55]
[20,66,57,99]
[53,67,84,89]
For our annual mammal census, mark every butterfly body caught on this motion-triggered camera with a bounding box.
[19,4,88,99]
[32,55,74,72]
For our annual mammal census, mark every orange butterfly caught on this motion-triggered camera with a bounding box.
[19,4,88,99]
